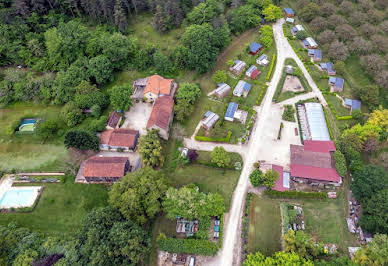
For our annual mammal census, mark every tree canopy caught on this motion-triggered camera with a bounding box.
[109,167,168,225]
[109,84,133,112]
[243,251,314,266]
[354,234,388,265]
[163,185,225,220]
[174,82,201,122]
[138,129,164,168]
[211,146,231,168]
[351,164,388,202]
[75,207,150,265]
[64,130,99,151]
[359,189,388,233]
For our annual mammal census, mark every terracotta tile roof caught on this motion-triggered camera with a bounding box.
[290,165,340,182]
[83,156,128,178]
[291,145,333,168]
[107,112,121,128]
[100,129,139,149]
[290,141,340,183]
[146,96,174,130]
[272,164,287,192]
[303,140,336,153]
[144,75,174,96]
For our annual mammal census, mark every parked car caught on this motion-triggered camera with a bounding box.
[189,256,196,266]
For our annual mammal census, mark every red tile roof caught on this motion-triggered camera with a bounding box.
[251,69,260,79]
[272,164,288,191]
[107,112,121,128]
[290,165,340,182]
[100,129,139,149]
[83,157,128,178]
[146,96,174,130]
[290,141,340,183]
[144,75,174,96]
[304,140,336,153]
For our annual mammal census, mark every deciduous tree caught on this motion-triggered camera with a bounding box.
[138,129,164,168]
[109,167,168,225]
[109,84,133,111]
[351,164,388,203]
[354,234,388,265]
[64,130,99,151]
[211,146,231,168]
[360,189,388,234]
[213,70,228,84]
[262,4,282,22]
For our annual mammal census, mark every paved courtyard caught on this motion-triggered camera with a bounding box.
[122,102,153,135]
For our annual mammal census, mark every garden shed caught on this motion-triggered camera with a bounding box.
[214,83,231,98]
[233,80,252,97]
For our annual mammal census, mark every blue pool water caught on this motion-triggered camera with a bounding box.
[20,118,36,125]
[0,189,34,207]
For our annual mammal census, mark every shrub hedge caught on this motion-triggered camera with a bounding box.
[266,54,276,81]
[256,84,268,105]
[264,190,327,199]
[194,131,232,143]
[157,238,219,256]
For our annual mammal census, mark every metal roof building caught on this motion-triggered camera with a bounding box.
[292,25,304,33]
[304,103,330,141]
[284,8,295,16]
[345,98,361,112]
[202,111,220,130]
[304,37,318,48]
[249,42,262,55]
[214,83,231,98]
[224,102,238,122]
[320,62,336,75]
[233,80,252,97]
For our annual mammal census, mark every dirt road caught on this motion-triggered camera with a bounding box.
[185,18,327,266]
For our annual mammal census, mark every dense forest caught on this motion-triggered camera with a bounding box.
[295,0,388,108]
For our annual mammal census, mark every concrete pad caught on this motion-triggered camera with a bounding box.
[122,102,153,135]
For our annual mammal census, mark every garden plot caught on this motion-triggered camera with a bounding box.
[281,203,305,235]
[282,75,304,93]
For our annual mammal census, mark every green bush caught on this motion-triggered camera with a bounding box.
[282,105,295,122]
[157,237,219,255]
[264,190,327,199]
[266,54,276,81]
[322,107,333,140]
[195,131,232,143]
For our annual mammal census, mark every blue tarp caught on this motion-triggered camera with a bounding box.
[243,82,252,92]
[314,49,322,59]
[250,42,262,53]
[335,77,344,89]
[225,102,238,119]
[351,100,361,110]
[284,8,294,15]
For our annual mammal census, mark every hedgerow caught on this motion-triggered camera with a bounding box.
[264,190,327,199]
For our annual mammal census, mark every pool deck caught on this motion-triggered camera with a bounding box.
[0,176,42,209]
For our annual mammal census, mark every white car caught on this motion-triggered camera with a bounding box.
[189,256,195,266]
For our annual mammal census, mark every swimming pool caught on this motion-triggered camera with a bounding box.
[0,187,41,208]
[19,118,37,132]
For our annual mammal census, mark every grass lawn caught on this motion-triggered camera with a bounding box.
[0,178,108,235]
[149,215,178,266]
[128,13,183,53]
[248,192,358,255]
[0,103,69,171]
[325,94,351,116]
[248,194,282,256]
[163,137,241,210]
[182,27,276,139]
[273,58,312,103]
[0,143,67,172]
